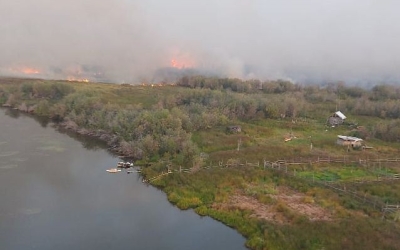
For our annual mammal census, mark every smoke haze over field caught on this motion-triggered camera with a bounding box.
[1,0,400,84]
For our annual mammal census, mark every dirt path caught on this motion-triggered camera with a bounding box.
[217,187,333,224]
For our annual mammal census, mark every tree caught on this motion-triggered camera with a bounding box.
[50,103,67,121]
[35,100,51,116]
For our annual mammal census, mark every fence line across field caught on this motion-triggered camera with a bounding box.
[140,156,400,217]
[263,159,400,217]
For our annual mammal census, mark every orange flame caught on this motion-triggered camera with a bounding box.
[67,77,89,82]
[10,67,41,75]
[170,58,195,69]
[22,68,40,74]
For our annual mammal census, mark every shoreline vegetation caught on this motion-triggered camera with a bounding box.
[1,77,400,249]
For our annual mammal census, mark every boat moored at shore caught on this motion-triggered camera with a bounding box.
[106,168,121,173]
[117,161,134,168]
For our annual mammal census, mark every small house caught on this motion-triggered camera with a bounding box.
[327,111,346,126]
[227,125,242,133]
[336,135,363,147]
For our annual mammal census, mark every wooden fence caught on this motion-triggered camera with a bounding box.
[140,156,400,216]
[263,159,400,216]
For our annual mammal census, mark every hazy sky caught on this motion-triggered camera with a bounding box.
[1,0,399,84]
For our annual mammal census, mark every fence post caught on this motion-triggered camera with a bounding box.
[382,202,388,220]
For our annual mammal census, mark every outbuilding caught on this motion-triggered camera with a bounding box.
[336,135,363,147]
[227,125,242,133]
[327,111,347,126]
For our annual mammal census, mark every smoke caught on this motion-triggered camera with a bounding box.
[1,0,400,84]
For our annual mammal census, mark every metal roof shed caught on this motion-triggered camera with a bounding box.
[335,111,346,120]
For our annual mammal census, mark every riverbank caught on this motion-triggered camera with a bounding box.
[0,108,247,250]
[1,104,128,157]
[2,78,400,250]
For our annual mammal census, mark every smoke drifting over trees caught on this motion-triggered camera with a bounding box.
[1,0,399,84]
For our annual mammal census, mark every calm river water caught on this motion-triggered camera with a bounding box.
[0,109,246,250]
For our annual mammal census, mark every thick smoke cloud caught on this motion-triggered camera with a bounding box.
[1,0,399,84]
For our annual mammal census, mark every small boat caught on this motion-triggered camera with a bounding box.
[117,161,134,168]
[106,168,121,173]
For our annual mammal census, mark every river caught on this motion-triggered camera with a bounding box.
[0,108,246,250]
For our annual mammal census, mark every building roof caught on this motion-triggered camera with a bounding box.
[337,135,363,142]
[335,111,346,120]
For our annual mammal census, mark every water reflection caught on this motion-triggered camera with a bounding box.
[4,108,21,119]
[57,127,109,152]
[2,107,108,152]
[0,108,247,250]
[3,108,50,127]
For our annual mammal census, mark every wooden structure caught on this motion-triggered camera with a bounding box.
[327,111,346,126]
[227,125,241,133]
[336,135,363,147]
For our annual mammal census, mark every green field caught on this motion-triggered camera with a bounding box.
[1,77,400,250]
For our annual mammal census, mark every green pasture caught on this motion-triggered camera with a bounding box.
[2,77,400,250]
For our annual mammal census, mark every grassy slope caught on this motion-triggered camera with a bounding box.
[1,78,400,250]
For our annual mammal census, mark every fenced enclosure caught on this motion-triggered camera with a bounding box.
[141,155,400,218]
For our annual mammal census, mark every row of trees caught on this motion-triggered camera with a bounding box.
[177,76,301,94]
[2,77,400,163]
[0,83,201,164]
[177,75,400,102]
[176,76,400,125]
